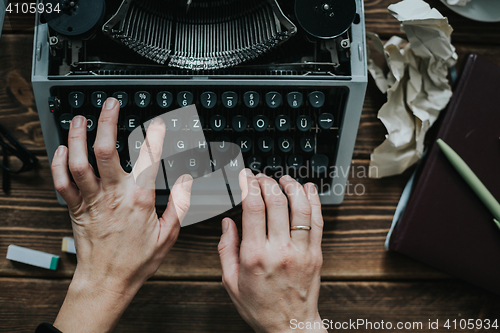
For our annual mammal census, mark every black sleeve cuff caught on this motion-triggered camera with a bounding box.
[35,323,62,333]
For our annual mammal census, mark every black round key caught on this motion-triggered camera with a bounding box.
[91,91,107,108]
[174,138,188,153]
[59,113,74,130]
[311,154,329,173]
[257,136,273,153]
[121,159,133,173]
[297,115,312,131]
[222,91,238,108]
[201,92,217,109]
[287,92,303,108]
[157,91,173,108]
[186,157,200,171]
[125,115,140,132]
[134,91,151,108]
[189,115,204,132]
[265,91,282,108]
[116,137,125,153]
[166,115,182,131]
[247,155,262,171]
[288,154,303,169]
[232,115,248,132]
[275,115,291,131]
[308,91,325,108]
[68,91,84,108]
[210,115,226,131]
[243,91,259,108]
[195,140,209,153]
[278,137,294,153]
[253,115,269,132]
[300,137,315,152]
[85,115,97,132]
[236,136,252,153]
[177,91,194,107]
[318,113,334,129]
[266,155,282,171]
[215,137,231,152]
[112,92,128,108]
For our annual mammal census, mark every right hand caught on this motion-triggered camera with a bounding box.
[218,170,326,333]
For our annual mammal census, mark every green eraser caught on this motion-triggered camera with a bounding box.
[6,245,60,271]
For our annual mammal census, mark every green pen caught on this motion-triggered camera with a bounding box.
[437,139,500,231]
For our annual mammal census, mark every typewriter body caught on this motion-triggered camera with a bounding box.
[32,0,368,206]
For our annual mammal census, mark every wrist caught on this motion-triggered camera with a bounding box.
[53,272,137,333]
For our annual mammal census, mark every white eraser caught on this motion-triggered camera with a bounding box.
[61,237,76,254]
[6,245,59,270]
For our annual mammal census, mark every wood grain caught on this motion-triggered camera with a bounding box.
[0,156,447,280]
[0,278,499,332]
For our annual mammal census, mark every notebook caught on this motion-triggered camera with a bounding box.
[386,54,500,295]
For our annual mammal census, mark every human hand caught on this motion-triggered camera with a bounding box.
[50,97,193,332]
[218,171,326,333]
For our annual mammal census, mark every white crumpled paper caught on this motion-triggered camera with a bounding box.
[368,0,458,178]
[444,0,472,6]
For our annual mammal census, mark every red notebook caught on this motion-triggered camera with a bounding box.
[386,54,500,295]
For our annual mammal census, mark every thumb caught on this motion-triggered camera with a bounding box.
[218,218,240,293]
[160,174,193,229]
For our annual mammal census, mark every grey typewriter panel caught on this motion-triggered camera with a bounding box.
[32,0,368,206]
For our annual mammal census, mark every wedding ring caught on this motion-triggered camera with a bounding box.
[290,225,312,231]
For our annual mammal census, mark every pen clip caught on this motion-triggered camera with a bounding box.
[494,219,500,231]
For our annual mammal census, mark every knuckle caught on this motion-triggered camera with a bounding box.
[295,202,312,220]
[54,180,69,195]
[268,192,288,208]
[241,252,265,269]
[69,161,89,179]
[94,144,116,160]
[275,243,294,269]
[244,198,265,214]
[133,187,155,207]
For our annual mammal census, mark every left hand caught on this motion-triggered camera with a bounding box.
[50,97,193,332]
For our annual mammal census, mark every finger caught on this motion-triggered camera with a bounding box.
[304,183,324,247]
[67,115,100,196]
[51,145,82,209]
[240,169,266,246]
[93,98,125,187]
[279,175,312,246]
[256,174,289,243]
[161,174,193,227]
[218,217,240,294]
[132,117,166,190]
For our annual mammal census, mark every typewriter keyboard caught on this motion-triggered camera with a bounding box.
[49,86,349,194]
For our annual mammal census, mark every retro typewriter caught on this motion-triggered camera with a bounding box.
[32,0,368,206]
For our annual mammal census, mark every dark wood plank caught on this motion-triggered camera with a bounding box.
[0,278,499,332]
[0,156,446,280]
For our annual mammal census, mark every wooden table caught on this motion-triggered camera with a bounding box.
[1,1,499,331]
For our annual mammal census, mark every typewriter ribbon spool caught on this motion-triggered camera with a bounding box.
[295,0,357,39]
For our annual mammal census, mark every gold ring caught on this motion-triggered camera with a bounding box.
[290,226,312,231]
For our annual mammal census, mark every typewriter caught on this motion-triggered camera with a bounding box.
[32,0,368,206]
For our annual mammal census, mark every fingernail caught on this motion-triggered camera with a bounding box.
[306,183,318,196]
[256,173,266,178]
[282,175,293,181]
[104,98,118,110]
[151,117,163,125]
[182,174,193,191]
[244,168,253,177]
[71,116,83,128]
[56,145,65,156]
[222,219,229,233]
